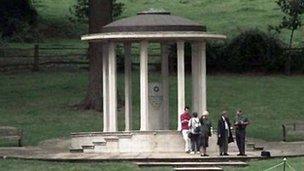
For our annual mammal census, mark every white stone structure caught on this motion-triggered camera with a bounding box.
[71,11,226,153]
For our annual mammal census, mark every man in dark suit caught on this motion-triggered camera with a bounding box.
[234,110,249,156]
[217,111,234,156]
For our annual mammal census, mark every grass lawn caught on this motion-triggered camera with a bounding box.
[225,157,304,171]
[0,159,171,171]
[0,157,303,171]
[0,70,304,146]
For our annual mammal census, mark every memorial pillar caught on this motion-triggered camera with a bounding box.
[108,42,117,132]
[177,41,185,131]
[200,41,207,113]
[140,41,149,131]
[124,42,132,131]
[191,42,200,114]
[161,43,170,130]
[102,43,109,132]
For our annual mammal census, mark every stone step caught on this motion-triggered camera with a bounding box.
[69,148,83,153]
[129,156,253,163]
[253,146,264,151]
[92,141,106,146]
[135,161,248,167]
[174,167,223,171]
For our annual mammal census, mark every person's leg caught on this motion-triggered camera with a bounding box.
[182,130,190,152]
[196,135,201,153]
[240,131,246,155]
[204,136,209,156]
[224,130,229,154]
[186,131,192,152]
[190,135,196,153]
[236,131,242,155]
[219,143,224,155]
[199,134,204,154]
[200,136,208,156]
[203,147,206,155]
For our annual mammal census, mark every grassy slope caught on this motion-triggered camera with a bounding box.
[8,0,303,47]
[1,71,304,145]
[120,0,304,44]
[32,0,303,45]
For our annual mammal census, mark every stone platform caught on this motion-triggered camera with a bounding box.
[0,138,304,170]
[0,132,303,171]
[70,130,240,153]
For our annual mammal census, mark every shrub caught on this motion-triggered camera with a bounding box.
[224,29,285,73]
[166,29,297,74]
[288,48,304,73]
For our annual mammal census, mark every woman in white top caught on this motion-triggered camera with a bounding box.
[188,112,201,154]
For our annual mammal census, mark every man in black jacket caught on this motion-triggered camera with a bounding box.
[217,111,234,156]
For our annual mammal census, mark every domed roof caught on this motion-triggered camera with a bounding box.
[102,11,206,33]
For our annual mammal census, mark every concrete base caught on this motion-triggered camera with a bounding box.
[70,131,239,153]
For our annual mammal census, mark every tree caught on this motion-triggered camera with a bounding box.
[269,0,304,74]
[0,0,37,39]
[70,0,124,23]
[73,0,124,111]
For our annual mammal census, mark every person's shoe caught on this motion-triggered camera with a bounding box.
[223,153,229,156]
[201,154,209,157]
[241,154,247,156]
[196,151,200,154]
[219,153,223,156]
[190,151,195,155]
[237,153,242,156]
[185,150,190,153]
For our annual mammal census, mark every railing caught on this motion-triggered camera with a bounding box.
[0,44,88,71]
[0,44,161,72]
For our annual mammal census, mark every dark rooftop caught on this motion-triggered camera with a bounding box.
[102,10,206,33]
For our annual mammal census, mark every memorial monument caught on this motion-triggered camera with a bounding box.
[71,10,226,153]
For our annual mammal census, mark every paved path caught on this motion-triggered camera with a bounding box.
[0,138,303,161]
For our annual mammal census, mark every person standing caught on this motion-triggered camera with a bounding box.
[188,112,201,154]
[199,111,212,156]
[234,109,249,156]
[180,106,192,153]
[217,111,234,156]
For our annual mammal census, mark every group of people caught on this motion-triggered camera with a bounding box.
[180,107,249,156]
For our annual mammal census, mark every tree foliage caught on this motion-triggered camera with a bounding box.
[270,0,304,47]
[70,0,124,23]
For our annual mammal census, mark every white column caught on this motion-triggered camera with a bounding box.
[102,43,109,132]
[191,42,200,114]
[177,41,185,131]
[108,42,117,132]
[140,41,149,131]
[161,43,170,130]
[200,41,207,112]
[124,42,132,131]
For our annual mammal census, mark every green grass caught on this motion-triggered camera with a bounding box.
[4,0,303,47]
[0,157,303,171]
[30,0,303,45]
[225,157,304,171]
[121,0,304,45]
[0,159,171,171]
[0,70,304,146]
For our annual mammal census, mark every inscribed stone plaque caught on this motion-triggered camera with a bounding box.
[148,82,163,130]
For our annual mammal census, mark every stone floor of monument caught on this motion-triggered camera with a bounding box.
[0,137,304,171]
